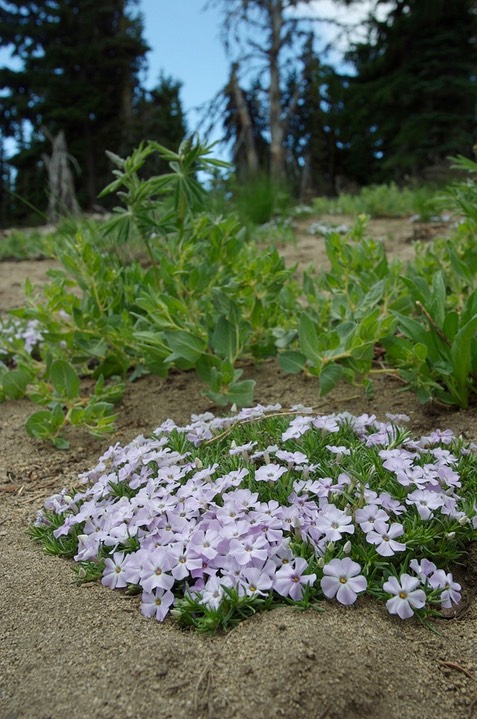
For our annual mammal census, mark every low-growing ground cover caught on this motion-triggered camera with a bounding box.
[31,404,476,633]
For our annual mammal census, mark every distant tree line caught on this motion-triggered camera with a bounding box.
[1,0,476,226]
[217,0,477,197]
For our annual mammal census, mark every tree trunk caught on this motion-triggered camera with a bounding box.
[269,0,285,179]
[229,63,260,174]
[116,0,134,151]
[83,120,97,207]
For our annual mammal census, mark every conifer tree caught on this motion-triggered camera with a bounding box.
[345,0,477,182]
[0,0,149,217]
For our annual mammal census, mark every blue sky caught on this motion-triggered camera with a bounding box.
[138,0,383,138]
[140,0,229,127]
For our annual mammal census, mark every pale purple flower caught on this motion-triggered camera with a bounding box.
[428,570,462,609]
[199,575,226,610]
[229,441,257,460]
[275,450,309,468]
[229,534,270,566]
[325,445,351,461]
[269,542,294,568]
[74,533,102,562]
[420,429,454,446]
[366,521,406,556]
[379,448,415,473]
[273,557,316,601]
[435,464,461,489]
[386,412,410,423]
[321,558,367,605]
[406,488,444,520]
[355,504,390,533]
[239,563,275,596]
[101,551,129,589]
[312,416,340,433]
[140,547,174,593]
[254,463,288,483]
[141,588,175,621]
[383,574,426,619]
[281,416,313,441]
[121,548,151,584]
[315,504,355,542]
[188,529,222,560]
[251,445,278,463]
[409,558,437,582]
[379,492,405,515]
[168,541,203,580]
[43,490,73,514]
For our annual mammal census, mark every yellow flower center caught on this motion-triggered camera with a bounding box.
[399,591,407,599]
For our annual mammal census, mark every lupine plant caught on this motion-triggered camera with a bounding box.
[31,404,477,632]
[0,139,303,443]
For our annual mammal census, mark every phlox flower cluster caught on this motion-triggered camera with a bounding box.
[0,317,43,357]
[34,404,477,627]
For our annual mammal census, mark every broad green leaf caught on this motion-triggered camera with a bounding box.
[162,330,206,363]
[223,379,256,407]
[319,363,343,396]
[430,272,446,327]
[414,343,428,362]
[195,354,220,383]
[443,311,459,342]
[211,316,246,363]
[25,410,56,439]
[298,313,323,366]
[392,312,440,361]
[278,351,306,374]
[450,314,477,402]
[2,368,31,399]
[49,360,80,399]
[53,436,70,450]
[69,407,85,425]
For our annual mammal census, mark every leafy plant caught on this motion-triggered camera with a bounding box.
[279,217,404,395]
[384,273,477,407]
[311,182,442,219]
[0,138,304,440]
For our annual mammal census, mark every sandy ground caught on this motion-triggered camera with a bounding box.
[1,215,476,719]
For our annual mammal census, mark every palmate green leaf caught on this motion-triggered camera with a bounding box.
[2,368,31,399]
[49,360,80,400]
